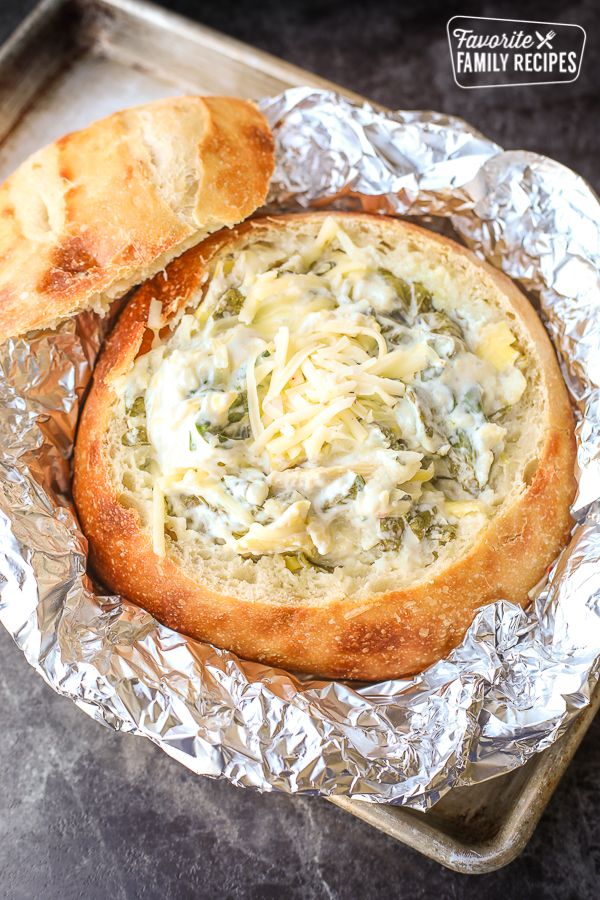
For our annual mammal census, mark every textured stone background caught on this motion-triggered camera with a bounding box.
[0,1,599,898]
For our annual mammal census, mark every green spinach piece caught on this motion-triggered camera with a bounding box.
[428,522,457,544]
[407,509,433,540]
[322,474,366,510]
[419,310,465,342]
[379,269,412,309]
[379,508,457,550]
[406,386,438,440]
[419,364,444,383]
[449,428,474,457]
[126,397,146,417]
[373,423,407,451]
[413,282,434,314]
[347,474,366,499]
[121,426,149,446]
[228,392,249,424]
[196,417,250,444]
[463,384,486,418]
[377,271,434,318]
[490,404,512,422]
[165,494,205,516]
[447,429,480,494]
[378,516,406,551]
[181,494,202,509]
[376,314,411,344]
[284,552,334,574]
[310,259,336,276]
[215,288,244,318]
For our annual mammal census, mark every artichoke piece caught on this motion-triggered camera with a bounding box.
[284,554,303,574]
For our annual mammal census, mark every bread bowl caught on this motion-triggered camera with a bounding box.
[0,95,274,343]
[73,212,576,681]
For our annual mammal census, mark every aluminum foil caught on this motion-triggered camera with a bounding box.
[1,87,599,808]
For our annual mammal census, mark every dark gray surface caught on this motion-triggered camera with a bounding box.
[1,623,600,900]
[0,1,599,898]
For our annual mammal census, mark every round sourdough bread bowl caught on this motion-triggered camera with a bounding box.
[73,212,576,681]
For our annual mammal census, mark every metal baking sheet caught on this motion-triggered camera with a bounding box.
[0,0,593,873]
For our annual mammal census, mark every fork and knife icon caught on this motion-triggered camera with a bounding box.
[535,29,556,49]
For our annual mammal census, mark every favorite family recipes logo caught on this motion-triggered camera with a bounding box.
[447,17,586,88]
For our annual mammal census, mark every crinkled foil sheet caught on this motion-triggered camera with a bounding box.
[1,88,599,808]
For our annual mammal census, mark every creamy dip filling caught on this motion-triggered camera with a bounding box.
[117,217,527,574]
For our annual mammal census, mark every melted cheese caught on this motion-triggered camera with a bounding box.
[119,218,528,570]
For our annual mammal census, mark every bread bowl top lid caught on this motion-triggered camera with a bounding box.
[0,95,275,343]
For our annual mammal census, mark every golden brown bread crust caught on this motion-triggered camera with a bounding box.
[0,96,274,343]
[73,213,577,681]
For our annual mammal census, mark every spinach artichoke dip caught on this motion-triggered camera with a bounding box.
[117,216,526,577]
[75,212,575,679]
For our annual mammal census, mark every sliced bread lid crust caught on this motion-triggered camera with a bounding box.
[73,213,576,681]
[0,95,274,343]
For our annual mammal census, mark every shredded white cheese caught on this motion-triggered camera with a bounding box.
[118,218,528,570]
